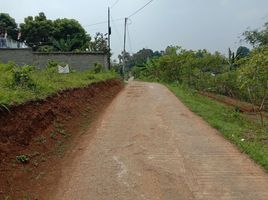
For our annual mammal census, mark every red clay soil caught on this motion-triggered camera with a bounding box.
[199,91,268,122]
[0,79,124,200]
[199,91,259,113]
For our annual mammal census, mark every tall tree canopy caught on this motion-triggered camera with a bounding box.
[132,48,156,65]
[117,48,162,71]
[20,12,54,48]
[243,22,268,47]
[0,13,18,40]
[52,18,90,51]
[236,46,250,59]
[88,32,108,53]
[20,12,90,51]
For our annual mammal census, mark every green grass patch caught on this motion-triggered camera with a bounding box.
[0,63,118,106]
[167,83,268,171]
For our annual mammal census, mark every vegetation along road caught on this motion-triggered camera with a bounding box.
[51,81,268,200]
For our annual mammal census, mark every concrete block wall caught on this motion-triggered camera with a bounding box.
[0,48,108,71]
[33,52,108,71]
[0,48,33,66]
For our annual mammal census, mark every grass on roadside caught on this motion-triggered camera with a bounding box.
[0,62,118,107]
[167,83,268,171]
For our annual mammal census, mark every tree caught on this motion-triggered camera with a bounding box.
[131,48,155,65]
[236,46,250,59]
[118,51,131,65]
[89,32,108,53]
[52,18,90,51]
[243,22,268,47]
[164,45,182,56]
[50,35,81,52]
[193,50,227,73]
[20,12,54,49]
[20,12,90,51]
[118,48,162,70]
[238,45,268,125]
[228,46,250,69]
[0,13,18,40]
[116,51,132,75]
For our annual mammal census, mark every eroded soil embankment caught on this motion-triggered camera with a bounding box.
[0,79,124,199]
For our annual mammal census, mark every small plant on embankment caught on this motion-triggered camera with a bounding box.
[11,65,36,90]
[93,62,103,73]
[0,62,118,107]
[3,196,12,200]
[0,103,9,112]
[16,155,30,164]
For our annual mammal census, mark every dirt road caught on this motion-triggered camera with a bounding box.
[52,81,268,200]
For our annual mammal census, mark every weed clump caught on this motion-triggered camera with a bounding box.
[16,155,30,164]
[93,62,103,73]
[11,65,36,90]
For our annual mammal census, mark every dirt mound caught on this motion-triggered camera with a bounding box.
[199,91,257,113]
[0,79,124,199]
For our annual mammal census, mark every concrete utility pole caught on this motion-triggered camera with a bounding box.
[108,7,111,70]
[122,17,127,77]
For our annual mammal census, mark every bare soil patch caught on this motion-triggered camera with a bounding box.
[199,91,268,121]
[0,79,124,199]
[199,91,257,112]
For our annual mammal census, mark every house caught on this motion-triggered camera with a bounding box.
[0,34,27,48]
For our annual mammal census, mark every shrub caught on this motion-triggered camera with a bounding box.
[93,62,103,73]
[37,45,55,52]
[11,65,36,89]
[0,61,17,72]
[87,74,96,80]
[47,60,59,69]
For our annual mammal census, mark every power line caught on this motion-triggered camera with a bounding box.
[84,20,108,27]
[84,18,124,27]
[111,0,120,8]
[122,0,154,55]
[85,0,154,27]
[128,0,154,18]
[86,27,106,32]
[111,15,123,46]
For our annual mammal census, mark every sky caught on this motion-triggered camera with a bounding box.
[1,0,268,58]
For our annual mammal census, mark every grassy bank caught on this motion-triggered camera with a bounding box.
[167,83,268,171]
[0,63,118,107]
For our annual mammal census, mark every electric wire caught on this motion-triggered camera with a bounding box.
[111,15,123,46]
[86,27,107,33]
[84,0,155,59]
[85,0,154,27]
[111,0,120,8]
[128,0,154,18]
[84,18,124,27]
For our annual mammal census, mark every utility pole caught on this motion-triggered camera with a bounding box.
[108,7,111,70]
[122,17,127,77]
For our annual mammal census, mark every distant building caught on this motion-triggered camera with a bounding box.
[0,35,27,48]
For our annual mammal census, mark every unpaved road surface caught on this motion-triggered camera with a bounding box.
[52,81,268,200]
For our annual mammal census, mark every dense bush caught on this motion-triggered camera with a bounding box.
[93,62,103,73]
[237,46,268,105]
[133,45,268,110]
[11,65,36,89]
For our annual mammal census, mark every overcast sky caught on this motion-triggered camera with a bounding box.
[1,0,268,58]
